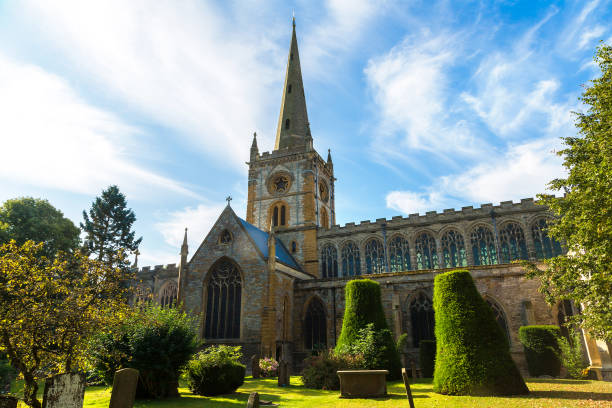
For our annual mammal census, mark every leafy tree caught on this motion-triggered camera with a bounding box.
[0,240,131,408]
[0,197,79,258]
[81,185,142,270]
[528,43,612,342]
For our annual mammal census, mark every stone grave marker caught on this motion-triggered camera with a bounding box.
[246,392,259,408]
[108,368,139,408]
[401,368,416,408]
[251,355,261,379]
[42,372,86,408]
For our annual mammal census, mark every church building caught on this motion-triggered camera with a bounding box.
[134,20,611,378]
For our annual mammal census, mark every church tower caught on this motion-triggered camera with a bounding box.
[246,19,335,277]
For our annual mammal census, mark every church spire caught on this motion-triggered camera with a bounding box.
[274,18,312,150]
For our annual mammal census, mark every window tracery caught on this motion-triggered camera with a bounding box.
[499,222,528,263]
[531,218,563,259]
[320,207,329,229]
[341,241,361,277]
[441,230,467,268]
[204,259,241,339]
[304,298,327,350]
[320,244,338,278]
[159,281,178,308]
[409,293,435,348]
[415,232,438,270]
[389,236,411,272]
[365,238,385,274]
[471,226,497,265]
[485,298,510,343]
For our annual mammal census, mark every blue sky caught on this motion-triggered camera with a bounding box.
[0,0,609,266]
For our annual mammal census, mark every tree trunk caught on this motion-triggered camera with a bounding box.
[23,373,41,408]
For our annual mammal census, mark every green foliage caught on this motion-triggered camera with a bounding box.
[396,333,408,352]
[334,279,402,379]
[184,345,245,396]
[528,43,612,342]
[556,330,589,379]
[259,357,278,378]
[433,270,528,396]
[0,240,131,408]
[0,197,80,258]
[518,326,561,377]
[419,340,436,378]
[81,185,142,270]
[90,304,199,399]
[338,323,396,372]
[300,350,363,390]
[0,354,16,394]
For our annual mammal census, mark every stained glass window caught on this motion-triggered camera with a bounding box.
[204,259,242,339]
[321,244,338,278]
[409,293,435,348]
[304,298,327,350]
[441,230,467,268]
[531,218,563,259]
[159,281,178,308]
[389,235,411,272]
[485,298,510,344]
[365,238,385,274]
[341,241,361,277]
[471,226,497,266]
[499,222,528,263]
[415,232,438,270]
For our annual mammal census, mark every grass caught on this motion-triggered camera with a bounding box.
[11,376,612,407]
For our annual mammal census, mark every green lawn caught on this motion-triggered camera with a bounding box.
[12,377,612,407]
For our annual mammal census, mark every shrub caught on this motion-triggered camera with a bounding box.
[557,330,589,379]
[334,279,402,379]
[0,355,16,394]
[419,340,436,378]
[396,333,408,352]
[518,325,562,377]
[433,270,528,396]
[90,304,199,399]
[184,345,245,396]
[301,350,363,390]
[259,357,278,378]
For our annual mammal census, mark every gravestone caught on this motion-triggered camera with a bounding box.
[108,368,139,408]
[42,373,86,408]
[246,392,259,408]
[401,368,416,408]
[0,396,18,408]
[277,360,289,386]
[251,355,261,379]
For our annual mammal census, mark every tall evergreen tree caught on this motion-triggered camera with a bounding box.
[81,185,142,269]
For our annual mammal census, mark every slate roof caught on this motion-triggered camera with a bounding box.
[238,217,302,271]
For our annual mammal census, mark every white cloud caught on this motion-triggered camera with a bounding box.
[579,25,606,49]
[0,53,197,199]
[155,202,225,251]
[386,138,566,214]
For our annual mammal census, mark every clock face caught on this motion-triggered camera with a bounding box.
[319,181,329,202]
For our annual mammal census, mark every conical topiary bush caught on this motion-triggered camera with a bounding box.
[335,279,402,379]
[433,270,528,396]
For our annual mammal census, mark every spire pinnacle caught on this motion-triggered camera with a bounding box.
[181,228,188,256]
[327,148,333,163]
[274,18,311,150]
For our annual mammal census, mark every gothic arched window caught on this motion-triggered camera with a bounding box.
[389,235,411,272]
[204,259,242,339]
[531,218,563,259]
[341,241,361,277]
[365,238,385,274]
[409,292,435,348]
[471,226,497,266]
[320,244,338,278]
[499,222,528,263]
[441,230,467,268]
[304,298,327,350]
[271,203,288,227]
[415,232,438,270]
[485,298,510,344]
[320,207,329,229]
[159,281,178,308]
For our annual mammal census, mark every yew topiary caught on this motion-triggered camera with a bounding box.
[433,270,528,396]
[335,279,402,379]
[518,325,562,377]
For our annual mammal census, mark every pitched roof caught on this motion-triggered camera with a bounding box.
[238,217,302,271]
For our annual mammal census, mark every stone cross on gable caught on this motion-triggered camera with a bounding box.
[226,196,232,206]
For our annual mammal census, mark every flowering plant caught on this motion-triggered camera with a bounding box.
[259,357,279,377]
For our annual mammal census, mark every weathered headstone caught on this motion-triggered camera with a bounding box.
[251,355,261,379]
[0,396,18,408]
[277,360,289,386]
[401,368,416,408]
[246,392,259,408]
[42,373,86,408]
[108,368,139,408]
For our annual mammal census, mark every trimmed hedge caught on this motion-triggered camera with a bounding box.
[419,340,436,378]
[334,279,402,379]
[433,270,528,396]
[185,346,245,396]
[301,350,363,390]
[518,325,562,377]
